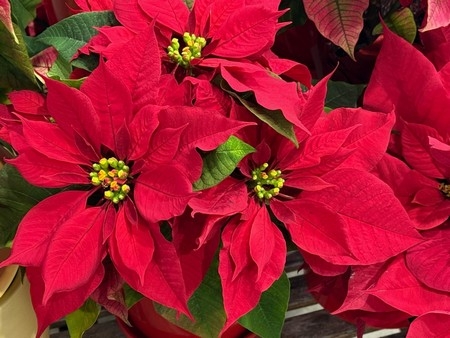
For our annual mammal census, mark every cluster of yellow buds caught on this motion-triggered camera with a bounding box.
[439,182,450,198]
[90,157,131,204]
[251,163,285,202]
[167,32,207,68]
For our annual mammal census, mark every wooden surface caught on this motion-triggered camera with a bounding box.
[50,252,407,338]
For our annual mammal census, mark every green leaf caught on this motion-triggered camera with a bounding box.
[35,11,119,63]
[0,21,39,91]
[123,284,143,309]
[47,55,72,79]
[65,298,101,338]
[373,8,417,43]
[220,80,298,147]
[155,256,226,338]
[183,0,194,10]
[10,0,41,30]
[193,136,255,191]
[325,80,366,109]
[238,272,290,338]
[0,164,58,246]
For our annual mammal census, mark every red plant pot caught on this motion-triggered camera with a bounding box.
[116,297,257,338]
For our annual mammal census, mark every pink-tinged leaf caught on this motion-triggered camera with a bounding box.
[401,122,444,179]
[407,311,450,338]
[364,26,450,135]
[303,0,369,59]
[30,47,58,75]
[316,108,396,171]
[28,264,104,337]
[212,6,282,58]
[214,60,308,131]
[45,78,101,153]
[7,148,88,188]
[189,177,248,216]
[298,169,422,264]
[113,0,150,32]
[0,191,90,268]
[219,210,285,332]
[81,60,132,153]
[18,118,88,164]
[406,225,450,292]
[134,164,195,222]
[8,90,46,115]
[157,106,253,152]
[42,206,106,303]
[420,0,450,32]
[110,208,154,287]
[0,0,15,37]
[284,174,335,191]
[138,0,189,33]
[106,25,161,112]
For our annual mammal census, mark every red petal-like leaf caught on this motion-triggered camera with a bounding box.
[110,208,154,287]
[212,6,282,58]
[315,108,395,171]
[148,125,187,163]
[8,90,46,115]
[189,177,248,216]
[113,0,150,32]
[0,0,15,37]
[128,105,160,160]
[420,0,450,32]
[30,47,58,75]
[45,78,101,153]
[138,0,189,33]
[303,0,369,59]
[28,264,104,337]
[81,60,133,153]
[42,206,106,303]
[407,311,450,338]
[0,191,90,268]
[134,164,195,222]
[106,25,161,112]
[406,225,450,292]
[364,26,450,135]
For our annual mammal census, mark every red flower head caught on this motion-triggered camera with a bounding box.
[0,26,250,335]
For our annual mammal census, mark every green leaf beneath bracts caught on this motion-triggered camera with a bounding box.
[10,0,41,30]
[65,298,101,338]
[373,8,417,43]
[220,80,298,147]
[0,21,39,91]
[238,272,290,338]
[35,11,119,64]
[0,164,58,247]
[194,136,255,191]
[326,80,366,109]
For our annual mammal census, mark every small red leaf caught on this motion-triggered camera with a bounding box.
[138,0,189,33]
[420,0,450,32]
[407,311,450,338]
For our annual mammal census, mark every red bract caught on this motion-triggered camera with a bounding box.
[181,75,421,331]
[0,26,250,333]
[407,311,450,338]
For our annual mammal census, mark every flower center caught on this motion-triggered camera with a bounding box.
[90,157,131,204]
[167,32,207,68]
[439,182,450,198]
[251,163,284,202]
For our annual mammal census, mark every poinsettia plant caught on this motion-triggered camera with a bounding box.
[1,0,450,337]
